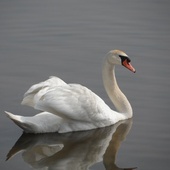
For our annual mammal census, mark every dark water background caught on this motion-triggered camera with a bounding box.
[0,0,170,169]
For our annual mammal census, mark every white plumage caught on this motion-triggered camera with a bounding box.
[5,50,135,133]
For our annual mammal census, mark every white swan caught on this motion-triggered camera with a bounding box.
[5,50,135,133]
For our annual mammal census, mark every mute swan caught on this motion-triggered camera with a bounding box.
[5,50,135,133]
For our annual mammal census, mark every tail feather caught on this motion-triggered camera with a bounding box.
[5,111,23,124]
[5,111,37,133]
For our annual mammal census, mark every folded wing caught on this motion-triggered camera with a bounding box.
[21,76,109,123]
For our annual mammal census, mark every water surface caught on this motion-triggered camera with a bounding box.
[0,0,170,170]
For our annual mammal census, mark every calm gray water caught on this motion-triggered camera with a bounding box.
[0,0,170,169]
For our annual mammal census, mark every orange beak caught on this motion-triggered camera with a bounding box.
[122,59,136,73]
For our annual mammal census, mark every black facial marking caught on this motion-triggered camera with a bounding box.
[119,55,131,64]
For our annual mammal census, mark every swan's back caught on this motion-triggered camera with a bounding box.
[21,76,115,126]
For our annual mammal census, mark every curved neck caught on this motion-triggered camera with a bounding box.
[102,57,133,118]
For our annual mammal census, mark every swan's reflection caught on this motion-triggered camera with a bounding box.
[6,119,136,170]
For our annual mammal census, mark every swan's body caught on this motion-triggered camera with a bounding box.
[5,50,135,133]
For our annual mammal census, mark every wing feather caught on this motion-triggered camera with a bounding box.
[22,77,112,124]
[21,76,67,107]
[34,84,99,121]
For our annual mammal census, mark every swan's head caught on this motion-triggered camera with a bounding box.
[107,50,136,73]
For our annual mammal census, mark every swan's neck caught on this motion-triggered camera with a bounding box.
[102,57,133,118]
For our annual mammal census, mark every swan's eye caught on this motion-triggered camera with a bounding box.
[119,55,131,63]
[127,57,131,63]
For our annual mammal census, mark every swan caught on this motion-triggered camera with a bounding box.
[5,50,136,133]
